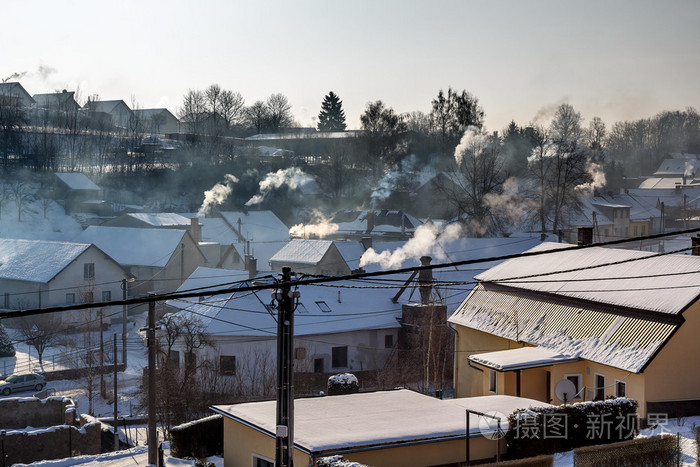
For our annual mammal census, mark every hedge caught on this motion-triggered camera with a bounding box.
[506,397,638,459]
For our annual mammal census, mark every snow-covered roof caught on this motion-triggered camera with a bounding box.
[0,239,91,283]
[212,389,552,453]
[83,99,131,114]
[474,243,700,315]
[54,173,100,191]
[167,267,250,310]
[245,130,362,141]
[124,213,190,227]
[654,158,699,177]
[168,276,406,337]
[76,226,188,267]
[331,210,422,236]
[219,211,290,242]
[469,347,580,371]
[270,239,334,265]
[132,108,177,120]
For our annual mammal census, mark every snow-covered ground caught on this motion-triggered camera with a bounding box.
[0,187,83,241]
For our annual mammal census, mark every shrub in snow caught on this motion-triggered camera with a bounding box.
[316,455,369,467]
[327,373,359,396]
[0,324,15,357]
[506,398,638,460]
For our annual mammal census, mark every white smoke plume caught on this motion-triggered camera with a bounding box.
[483,177,536,235]
[453,127,488,167]
[359,222,464,270]
[575,162,606,194]
[245,167,314,206]
[198,174,239,216]
[684,161,695,179]
[289,210,339,239]
[370,154,434,207]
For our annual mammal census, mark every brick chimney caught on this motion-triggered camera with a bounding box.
[245,255,257,279]
[418,256,433,305]
[190,217,201,243]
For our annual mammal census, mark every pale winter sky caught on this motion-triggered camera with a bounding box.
[3,0,699,132]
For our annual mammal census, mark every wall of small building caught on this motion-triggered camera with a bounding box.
[548,361,646,415]
[452,326,524,398]
[223,415,502,467]
[644,302,700,418]
[335,436,500,466]
[223,417,311,467]
[154,235,206,293]
[629,220,650,237]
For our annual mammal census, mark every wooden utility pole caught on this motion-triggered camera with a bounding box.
[113,333,119,451]
[275,267,296,467]
[147,299,157,466]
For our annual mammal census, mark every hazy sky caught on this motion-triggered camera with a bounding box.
[4,0,699,132]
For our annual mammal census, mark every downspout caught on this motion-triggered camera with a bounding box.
[447,322,462,398]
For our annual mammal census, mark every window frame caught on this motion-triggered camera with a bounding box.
[84,263,95,281]
[219,355,236,376]
[331,345,348,368]
[489,369,497,393]
[615,380,627,398]
[252,454,274,467]
[565,373,583,400]
[102,290,111,302]
[384,334,394,349]
[594,373,605,401]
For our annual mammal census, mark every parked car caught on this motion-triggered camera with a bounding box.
[0,373,46,395]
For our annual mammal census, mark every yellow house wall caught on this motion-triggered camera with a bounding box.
[224,417,504,467]
[337,436,502,467]
[222,418,311,467]
[644,302,700,413]
[629,221,649,237]
[453,326,524,398]
[548,361,646,416]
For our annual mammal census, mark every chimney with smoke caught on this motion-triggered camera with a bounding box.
[190,217,201,243]
[418,256,433,306]
[365,211,375,234]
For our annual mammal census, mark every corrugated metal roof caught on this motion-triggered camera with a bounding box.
[449,284,679,373]
[475,243,700,315]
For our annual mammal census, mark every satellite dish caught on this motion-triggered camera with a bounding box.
[554,379,577,405]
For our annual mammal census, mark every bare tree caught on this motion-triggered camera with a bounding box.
[265,93,294,132]
[11,181,35,222]
[0,92,28,170]
[17,314,60,369]
[178,89,207,135]
[218,89,245,130]
[244,101,270,134]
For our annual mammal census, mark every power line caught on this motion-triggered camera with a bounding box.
[2,226,700,321]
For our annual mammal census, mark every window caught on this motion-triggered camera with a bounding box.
[315,301,331,312]
[594,374,605,401]
[331,346,348,368]
[565,374,583,400]
[253,454,274,467]
[185,352,197,373]
[489,369,497,393]
[168,350,180,368]
[314,358,324,373]
[295,347,306,360]
[616,380,627,398]
[633,226,638,236]
[384,334,394,349]
[4,293,10,308]
[102,291,111,302]
[220,356,236,375]
[66,293,75,304]
[84,263,95,280]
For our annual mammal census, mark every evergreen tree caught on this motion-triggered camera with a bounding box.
[0,323,15,357]
[317,92,347,132]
